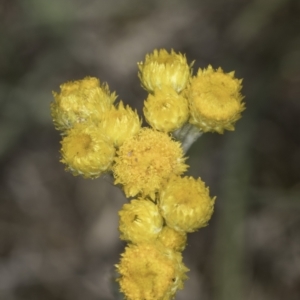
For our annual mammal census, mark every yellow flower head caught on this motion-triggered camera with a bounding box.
[159,176,215,232]
[118,198,163,244]
[116,242,189,300]
[99,101,141,147]
[138,49,192,93]
[143,86,189,133]
[158,226,187,252]
[60,123,115,178]
[113,128,188,199]
[188,65,245,133]
[51,77,117,131]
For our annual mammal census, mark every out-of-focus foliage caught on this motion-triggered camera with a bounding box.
[0,0,299,299]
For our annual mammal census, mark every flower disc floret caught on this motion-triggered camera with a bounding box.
[188,65,245,133]
[143,86,189,132]
[159,176,216,232]
[99,101,141,147]
[116,242,189,300]
[51,77,117,131]
[113,128,188,199]
[138,49,192,93]
[119,198,163,243]
[60,123,115,178]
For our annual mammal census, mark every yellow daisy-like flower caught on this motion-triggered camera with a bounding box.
[116,242,189,300]
[60,123,115,178]
[99,101,141,147]
[113,128,188,199]
[118,198,163,244]
[188,65,245,134]
[51,77,117,131]
[158,226,187,252]
[143,86,189,132]
[159,176,216,232]
[138,49,192,93]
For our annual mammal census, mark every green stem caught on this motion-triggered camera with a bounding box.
[173,123,203,154]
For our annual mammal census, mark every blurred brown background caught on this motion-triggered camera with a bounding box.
[1,0,300,299]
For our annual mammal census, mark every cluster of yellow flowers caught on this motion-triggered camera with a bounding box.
[51,49,244,300]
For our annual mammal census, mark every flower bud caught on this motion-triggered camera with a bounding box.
[188,65,245,133]
[159,176,215,232]
[60,123,115,178]
[119,198,163,243]
[51,77,116,131]
[143,86,189,132]
[158,226,187,252]
[138,49,192,93]
[116,242,189,300]
[99,101,141,147]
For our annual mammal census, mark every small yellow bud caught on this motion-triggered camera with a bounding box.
[60,123,115,178]
[188,65,245,133]
[138,49,192,93]
[158,226,187,252]
[159,176,215,232]
[113,128,188,199]
[118,198,163,243]
[143,86,189,132]
[51,77,117,131]
[116,242,189,300]
[99,101,141,147]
